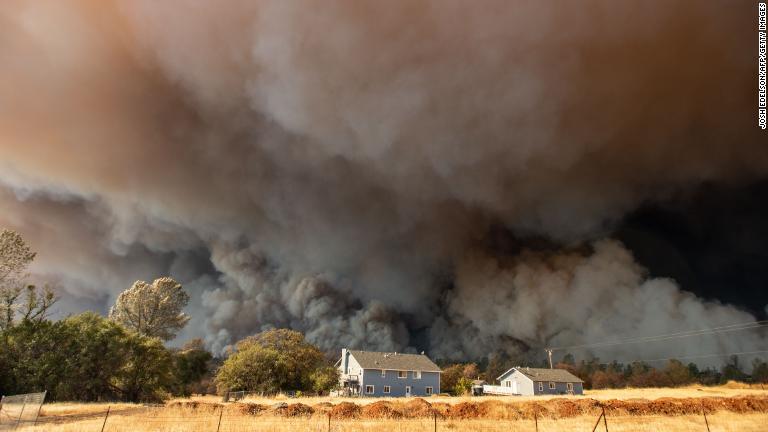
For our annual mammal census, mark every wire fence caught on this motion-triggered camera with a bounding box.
[0,391,47,430]
[2,404,745,432]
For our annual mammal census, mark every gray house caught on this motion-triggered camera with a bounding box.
[489,367,584,396]
[337,349,441,397]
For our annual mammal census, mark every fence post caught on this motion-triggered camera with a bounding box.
[99,406,111,432]
[433,411,437,432]
[590,411,603,432]
[32,391,46,426]
[327,412,331,432]
[701,405,710,432]
[216,407,224,432]
[534,409,538,432]
[13,399,26,430]
[601,406,608,432]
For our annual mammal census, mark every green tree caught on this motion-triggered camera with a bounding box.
[453,376,473,396]
[216,329,324,394]
[55,312,133,401]
[109,277,190,341]
[115,333,174,402]
[310,366,340,395]
[0,312,174,402]
[173,339,213,396]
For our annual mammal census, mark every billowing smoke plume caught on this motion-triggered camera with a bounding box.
[1,1,766,363]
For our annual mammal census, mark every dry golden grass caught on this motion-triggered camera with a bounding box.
[8,412,768,432]
[2,384,766,432]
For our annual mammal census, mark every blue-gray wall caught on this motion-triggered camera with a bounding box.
[499,369,583,396]
[532,381,583,395]
[360,369,440,397]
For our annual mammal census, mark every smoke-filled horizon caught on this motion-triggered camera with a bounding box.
[1,1,766,366]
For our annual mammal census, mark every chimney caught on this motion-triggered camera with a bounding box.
[341,348,349,374]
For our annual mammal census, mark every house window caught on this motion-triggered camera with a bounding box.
[567,383,574,392]
[383,386,391,394]
[413,370,421,379]
[398,371,408,378]
[549,382,556,390]
[381,369,386,377]
[538,382,543,392]
[365,385,374,394]
[425,386,433,395]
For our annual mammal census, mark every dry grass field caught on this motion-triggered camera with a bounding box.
[2,383,767,432]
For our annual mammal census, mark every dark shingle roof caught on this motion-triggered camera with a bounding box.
[500,367,584,383]
[348,350,441,372]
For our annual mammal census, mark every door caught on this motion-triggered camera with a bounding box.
[405,386,412,397]
[512,380,518,394]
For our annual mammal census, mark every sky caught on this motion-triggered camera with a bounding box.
[0,0,766,366]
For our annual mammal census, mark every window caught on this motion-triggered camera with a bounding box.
[365,385,374,394]
[381,369,386,378]
[549,382,556,390]
[538,382,543,392]
[383,386,391,394]
[398,371,408,378]
[504,381,511,387]
[425,386,433,395]
[567,383,574,392]
[413,370,421,379]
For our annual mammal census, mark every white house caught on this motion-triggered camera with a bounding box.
[483,367,584,396]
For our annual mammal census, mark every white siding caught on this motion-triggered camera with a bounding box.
[500,370,534,396]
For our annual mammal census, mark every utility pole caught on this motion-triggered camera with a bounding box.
[546,348,553,369]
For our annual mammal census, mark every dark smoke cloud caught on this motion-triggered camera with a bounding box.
[1,0,766,364]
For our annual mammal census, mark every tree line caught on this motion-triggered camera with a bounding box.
[440,352,768,395]
[0,229,337,402]
[3,228,767,401]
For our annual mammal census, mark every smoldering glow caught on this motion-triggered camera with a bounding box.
[0,0,766,362]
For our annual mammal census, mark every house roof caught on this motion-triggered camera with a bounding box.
[499,367,584,383]
[347,350,441,372]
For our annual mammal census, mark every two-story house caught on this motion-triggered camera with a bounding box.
[337,349,441,397]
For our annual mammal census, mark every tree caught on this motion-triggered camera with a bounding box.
[0,229,51,330]
[115,333,174,402]
[664,359,692,386]
[592,367,624,389]
[216,329,325,394]
[482,354,514,385]
[441,364,464,395]
[173,339,213,396]
[721,355,748,383]
[751,358,768,383]
[454,377,473,395]
[0,312,173,402]
[310,366,340,395]
[109,277,190,340]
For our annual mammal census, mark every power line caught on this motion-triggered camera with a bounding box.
[548,320,768,352]
[611,349,768,365]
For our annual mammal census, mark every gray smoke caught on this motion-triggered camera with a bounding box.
[0,0,766,364]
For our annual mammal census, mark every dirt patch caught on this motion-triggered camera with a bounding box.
[401,398,437,418]
[231,403,266,416]
[361,401,403,419]
[330,402,362,419]
[166,401,222,412]
[277,403,314,417]
[447,402,483,419]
